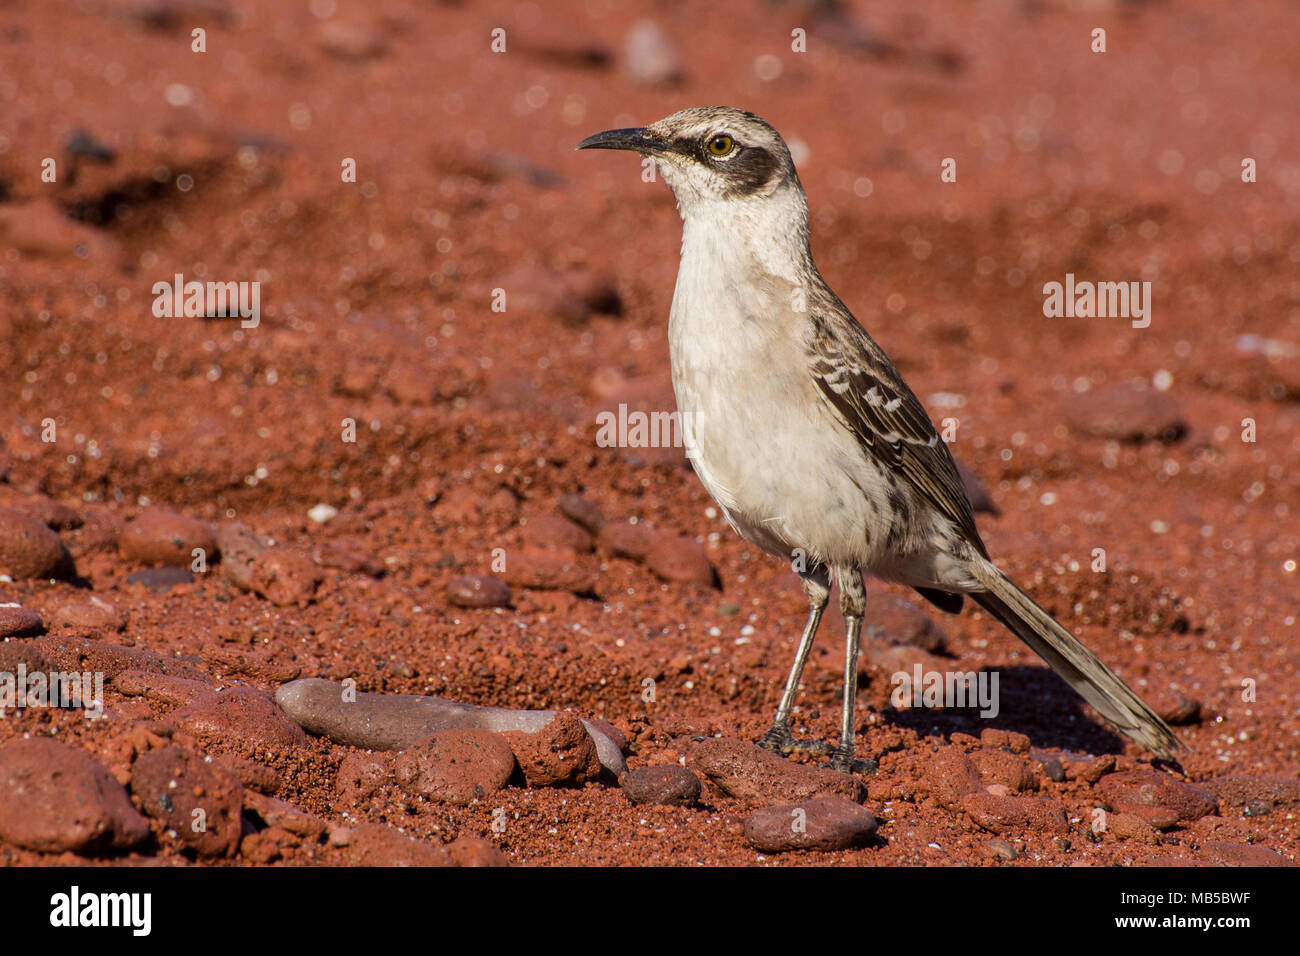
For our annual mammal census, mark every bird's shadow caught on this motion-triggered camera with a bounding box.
[871,663,1136,757]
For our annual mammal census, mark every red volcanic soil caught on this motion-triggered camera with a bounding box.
[0,0,1296,866]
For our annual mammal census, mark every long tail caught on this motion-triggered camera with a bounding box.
[969,561,1184,760]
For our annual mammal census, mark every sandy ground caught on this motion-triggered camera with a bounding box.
[0,0,1296,866]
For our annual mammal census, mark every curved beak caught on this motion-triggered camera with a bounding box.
[576,127,667,155]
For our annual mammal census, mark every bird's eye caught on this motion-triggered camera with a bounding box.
[707,135,735,157]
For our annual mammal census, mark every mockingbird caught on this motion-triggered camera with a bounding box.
[579,106,1183,773]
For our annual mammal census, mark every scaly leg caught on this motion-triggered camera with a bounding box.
[827,568,873,775]
[758,565,832,756]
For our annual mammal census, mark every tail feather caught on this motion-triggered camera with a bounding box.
[970,562,1184,760]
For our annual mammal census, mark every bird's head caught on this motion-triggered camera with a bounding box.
[578,106,800,214]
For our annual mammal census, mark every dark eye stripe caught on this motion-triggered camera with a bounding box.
[665,135,783,196]
[720,146,780,196]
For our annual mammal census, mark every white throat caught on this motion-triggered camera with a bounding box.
[672,180,811,286]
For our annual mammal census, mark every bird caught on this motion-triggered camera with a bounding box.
[578,106,1184,773]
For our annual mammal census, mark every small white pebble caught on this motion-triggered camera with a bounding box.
[308,503,338,523]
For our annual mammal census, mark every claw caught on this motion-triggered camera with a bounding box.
[758,724,834,757]
[824,747,877,776]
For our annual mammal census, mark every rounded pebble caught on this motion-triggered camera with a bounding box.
[0,738,149,854]
[0,507,75,580]
[621,765,703,807]
[744,796,878,853]
[0,603,44,638]
[645,533,716,587]
[447,574,512,608]
[119,508,217,567]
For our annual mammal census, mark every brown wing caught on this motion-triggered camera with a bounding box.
[806,309,987,557]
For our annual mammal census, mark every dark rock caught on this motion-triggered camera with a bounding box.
[64,128,116,163]
[447,575,512,609]
[126,566,195,593]
[557,494,605,534]
[621,765,703,807]
[744,796,877,852]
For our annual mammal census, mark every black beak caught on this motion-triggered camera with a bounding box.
[576,127,667,154]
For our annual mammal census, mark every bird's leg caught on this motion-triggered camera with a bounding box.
[827,569,873,775]
[758,565,832,756]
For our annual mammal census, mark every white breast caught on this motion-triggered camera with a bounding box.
[666,199,899,568]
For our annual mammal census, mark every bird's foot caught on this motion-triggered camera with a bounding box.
[824,745,877,776]
[757,724,835,757]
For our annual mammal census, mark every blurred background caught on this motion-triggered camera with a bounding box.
[0,0,1296,508]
